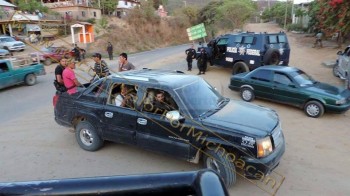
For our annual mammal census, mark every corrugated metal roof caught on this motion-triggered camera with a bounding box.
[0,0,16,7]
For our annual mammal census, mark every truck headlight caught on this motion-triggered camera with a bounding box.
[257,136,273,158]
[336,99,346,105]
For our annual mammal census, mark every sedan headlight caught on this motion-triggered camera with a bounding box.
[336,99,346,105]
[257,136,273,158]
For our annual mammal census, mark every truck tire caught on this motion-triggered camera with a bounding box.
[263,49,280,65]
[232,62,249,75]
[75,121,103,151]
[304,100,324,118]
[44,58,52,66]
[203,148,236,187]
[25,74,36,86]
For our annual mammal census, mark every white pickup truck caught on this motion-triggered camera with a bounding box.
[333,45,350,89]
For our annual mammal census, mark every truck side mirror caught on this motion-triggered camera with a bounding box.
[337,51,343,55]
[165,111,185,122]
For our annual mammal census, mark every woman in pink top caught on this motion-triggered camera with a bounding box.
[62,61,82,95]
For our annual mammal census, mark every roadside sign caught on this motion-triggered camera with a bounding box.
[187,23,207,41]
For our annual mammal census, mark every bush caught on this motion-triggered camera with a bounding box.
[287,23,306,32]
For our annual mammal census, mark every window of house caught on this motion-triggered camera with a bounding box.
[93,12,96,17]
[82,11,85,17]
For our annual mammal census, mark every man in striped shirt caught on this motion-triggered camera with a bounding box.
[92,53,110,79]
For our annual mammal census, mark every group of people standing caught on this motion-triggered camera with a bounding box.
[185,44,208,75]
[54,42,136,95]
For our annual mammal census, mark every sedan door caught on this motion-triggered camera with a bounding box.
[272,72,306,107]
[246,69,274,99]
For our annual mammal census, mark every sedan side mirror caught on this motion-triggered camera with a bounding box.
[337,51,343,55]
[166,111,185,122]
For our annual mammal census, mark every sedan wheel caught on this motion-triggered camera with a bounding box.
[240,87,255,102]
[304,101,324,118]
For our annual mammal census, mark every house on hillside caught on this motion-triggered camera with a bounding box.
[40,0,101,21]
[292,1,312,29]
[252,0,280,23]
[116,0,140,18]
[0,0,16,20]
[157,5,167,18]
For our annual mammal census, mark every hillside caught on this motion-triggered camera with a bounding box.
[86,16,190,56]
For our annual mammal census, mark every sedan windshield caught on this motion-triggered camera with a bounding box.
[1,37,16,42]
[174,78,223,118]
[290,70,315,86]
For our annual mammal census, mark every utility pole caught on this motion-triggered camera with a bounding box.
[284,0,288,30]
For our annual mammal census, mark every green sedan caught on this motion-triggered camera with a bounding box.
[229,66,350,118]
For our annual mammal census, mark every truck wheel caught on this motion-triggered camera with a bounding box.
[263,49,280,65]
[44,58,52,66]
[232,62,249,75]
[333,64,340,77]
[203,149,236,187]
[75,121,103,151]
[25,74,36,86]
[304,100,324,118]
[240,87,255,102]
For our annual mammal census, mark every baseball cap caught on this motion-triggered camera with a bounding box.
[92,53,101,58]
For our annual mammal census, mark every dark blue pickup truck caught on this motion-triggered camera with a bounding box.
[53,69,285,187]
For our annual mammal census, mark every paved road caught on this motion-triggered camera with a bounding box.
[0,44,189,124]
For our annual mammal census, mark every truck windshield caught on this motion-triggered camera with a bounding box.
[174,78,223,118]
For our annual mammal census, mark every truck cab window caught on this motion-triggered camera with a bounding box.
[0,62,9,72]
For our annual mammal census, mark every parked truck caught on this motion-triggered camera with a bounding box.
[333,45,350,89]
[0,54,46,90]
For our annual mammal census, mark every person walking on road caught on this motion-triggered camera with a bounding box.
[196,48,208,75]
[118,53,135,72]
[185,44,196,71]
[106,42,113,60]
[313,31,323,48]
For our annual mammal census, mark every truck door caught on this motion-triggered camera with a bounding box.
[102,83,138,145]
[339,47,350,77]
[136,88,191,160]
[0,62,14,89]
[212,38,230,67]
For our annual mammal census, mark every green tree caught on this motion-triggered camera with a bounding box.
[215,0,256,30]
[101,0,117,15]
[309,0,350,48]
[261,2,292,26]
[15,0,48,13]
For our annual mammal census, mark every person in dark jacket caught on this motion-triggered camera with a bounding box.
[185,44,196,71]
[196,48,208,75]
[72,44,81,62]
[106,42,113,60]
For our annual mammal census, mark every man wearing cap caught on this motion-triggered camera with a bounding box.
[92,53,110,79]
[62,61,82,95]
[118,53,135,72]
